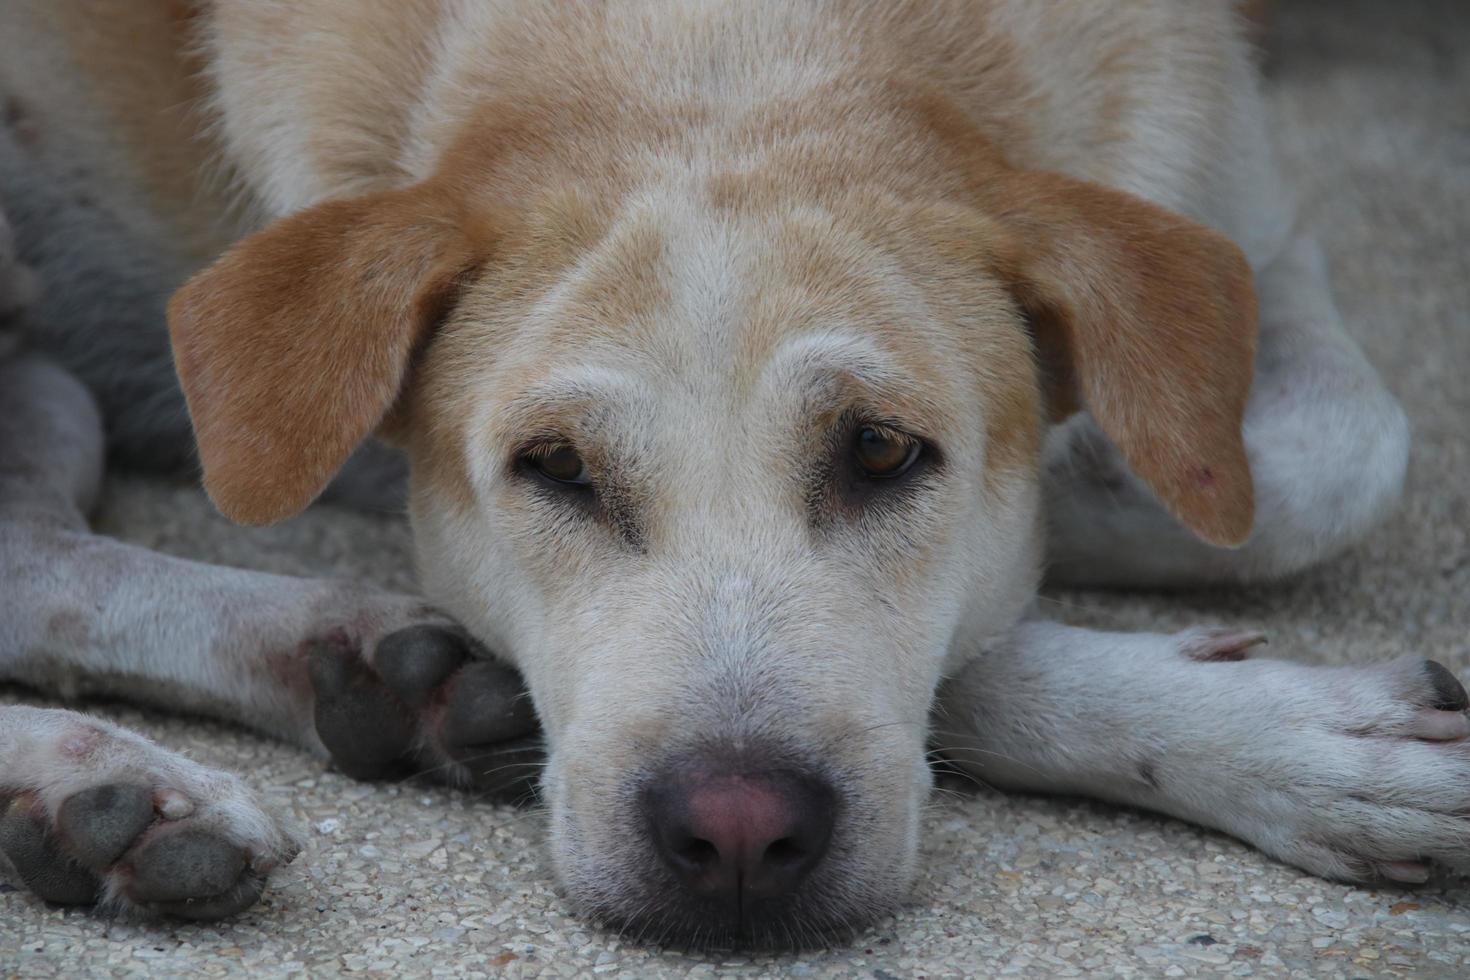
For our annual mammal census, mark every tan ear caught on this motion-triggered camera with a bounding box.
[168,184,484,525]
[989,172,1258,547]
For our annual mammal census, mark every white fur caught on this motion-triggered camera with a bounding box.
[939,620,1470,883]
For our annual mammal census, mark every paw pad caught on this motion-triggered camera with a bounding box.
[308,624,541,794]
[308,635,418,780]
[0,793,101,905]
[56,783,154,869]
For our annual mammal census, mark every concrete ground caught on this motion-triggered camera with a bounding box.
[3,0,1469,976]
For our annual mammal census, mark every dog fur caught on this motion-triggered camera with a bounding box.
[1,0,1449,947]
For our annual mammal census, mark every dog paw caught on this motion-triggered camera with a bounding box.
[1188,652,1470,884]
[0,717,300,920]
[307,624,541,796]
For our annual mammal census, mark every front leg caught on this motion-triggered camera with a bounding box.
[2,528,542,796]
[0,355,540,795]
[0,350,538,921]
[0,704,300,918]
[936,620,1470,883]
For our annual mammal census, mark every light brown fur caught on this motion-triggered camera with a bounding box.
[160,1,1258,542]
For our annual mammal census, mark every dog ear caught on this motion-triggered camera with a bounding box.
[168,183,485,525]
[989,171,1258,547]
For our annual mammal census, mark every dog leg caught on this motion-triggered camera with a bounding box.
[1043,233,1409,586]
[0,235,297,918]
[0,353,537,916]
[0,354,539,794]
[936,620,1470,883]
[0,705,300,918]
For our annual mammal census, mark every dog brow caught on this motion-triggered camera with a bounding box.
[760,330,898,391]
[489,365,648,439]
[757,330,938,433]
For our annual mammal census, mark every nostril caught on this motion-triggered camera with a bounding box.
[762,836,805,868]
[643,762,837,900]
[672,836,719,870]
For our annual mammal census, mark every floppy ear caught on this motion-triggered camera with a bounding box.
[167,184,485,525]
[988,171,1258,547]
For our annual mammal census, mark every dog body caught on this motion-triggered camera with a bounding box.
[0,0,1450,944]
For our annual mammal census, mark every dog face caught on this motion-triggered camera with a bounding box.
[399,182,1046,942]
[168,99,1256,945]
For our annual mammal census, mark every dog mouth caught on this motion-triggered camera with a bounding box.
[587,890,879,952]
[545,744,909,952]
[575,838,888,952]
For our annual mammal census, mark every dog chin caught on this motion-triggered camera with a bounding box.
[568,871,894,952]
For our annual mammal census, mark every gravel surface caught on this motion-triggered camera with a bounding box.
[4,0,1469,976]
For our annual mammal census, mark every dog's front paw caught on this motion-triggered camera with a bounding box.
[306,624,541,796]
[0,716,300,920]
[1198,653,1470,884]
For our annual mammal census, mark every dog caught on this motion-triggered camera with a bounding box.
[1,0,1455,949]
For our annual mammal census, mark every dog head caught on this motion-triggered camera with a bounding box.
[168,84,1254,946]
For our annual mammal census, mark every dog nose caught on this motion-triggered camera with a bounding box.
[643,766,836,903]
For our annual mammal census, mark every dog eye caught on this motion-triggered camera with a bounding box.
[525,444,591,486]
[853,426,920,478]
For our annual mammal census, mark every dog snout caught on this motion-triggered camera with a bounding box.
[642,762,836,905]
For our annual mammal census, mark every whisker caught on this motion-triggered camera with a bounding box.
[386,755,548,789]
[817,717,928,755]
